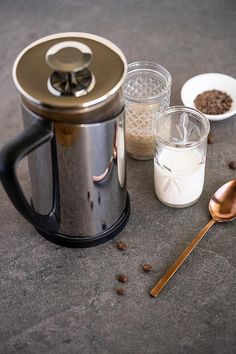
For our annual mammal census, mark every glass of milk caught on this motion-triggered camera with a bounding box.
[153,106,210,208]
[123,61,172,160]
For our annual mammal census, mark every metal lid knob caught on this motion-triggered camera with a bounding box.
[46,41,92,72]
[46,41,95,97]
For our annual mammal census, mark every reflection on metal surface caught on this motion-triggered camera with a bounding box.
[55,109,127,236]
[55,124,82,147]
[92,154,114,182]
[48,69,95,97]
[24,106,127,237]
[116,114,126,188]
[92,114,126,187]
[22,107,53,215]
[92,128,117,183]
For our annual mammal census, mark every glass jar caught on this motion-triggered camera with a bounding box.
[123,61,171,160]
[153,106,210,208]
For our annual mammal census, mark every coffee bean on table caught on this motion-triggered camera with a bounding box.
[117,274,128,283]
[143,263,152,272]
[207,133,214,144]
[229,161,236,169]
[116,241,127,251]
[116,288,125,296]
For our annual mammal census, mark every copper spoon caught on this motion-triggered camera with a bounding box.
[150,180,236,298]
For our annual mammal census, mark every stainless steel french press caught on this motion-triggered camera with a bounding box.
[0,33,130,247]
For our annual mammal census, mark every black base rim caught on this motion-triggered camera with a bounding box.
[36,193,130,248]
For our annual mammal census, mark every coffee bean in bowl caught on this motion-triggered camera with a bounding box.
[194,90,232,115]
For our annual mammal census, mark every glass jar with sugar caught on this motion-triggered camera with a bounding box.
[153,106,210,208]
[123,62,171,160]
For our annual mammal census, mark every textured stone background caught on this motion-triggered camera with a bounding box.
[0,1,236,353]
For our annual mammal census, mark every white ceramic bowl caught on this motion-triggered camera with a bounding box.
[181,73,236,121]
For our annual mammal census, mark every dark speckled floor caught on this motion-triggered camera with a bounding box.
[0,1,236,353]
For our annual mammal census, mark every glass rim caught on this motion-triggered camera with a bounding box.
[153,105,210,148]
[123,61,172,103]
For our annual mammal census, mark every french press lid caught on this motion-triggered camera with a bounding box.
[13,33,127,123]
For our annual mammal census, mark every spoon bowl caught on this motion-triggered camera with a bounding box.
[209,180,236,222]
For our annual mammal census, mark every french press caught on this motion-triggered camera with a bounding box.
[0,33,130,247]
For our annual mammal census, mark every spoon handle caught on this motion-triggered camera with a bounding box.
[150,219,216,298]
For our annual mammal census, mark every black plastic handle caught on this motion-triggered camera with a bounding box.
[0,120,59,233]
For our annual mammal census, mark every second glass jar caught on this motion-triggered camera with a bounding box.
[153,106,210,208]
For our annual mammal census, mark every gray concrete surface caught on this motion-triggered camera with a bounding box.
[0,0,236,353]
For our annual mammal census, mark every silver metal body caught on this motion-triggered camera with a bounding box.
[22,105,127,237]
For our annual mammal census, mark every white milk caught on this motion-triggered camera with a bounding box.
[154,148,205,207]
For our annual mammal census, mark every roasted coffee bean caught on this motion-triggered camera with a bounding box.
[116,241,127,251]
[229,161,236,169]
[207,133,214,144]
[143,263,152,272]
[116,288,125,296]
[117,274,128,283]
